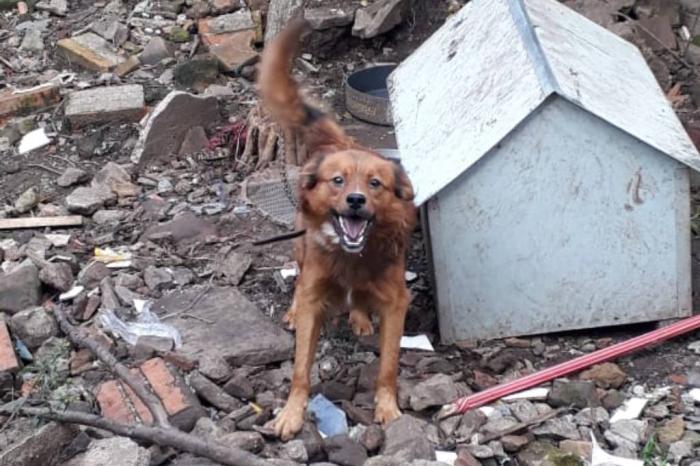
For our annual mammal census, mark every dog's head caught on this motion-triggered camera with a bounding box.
[299,149,415,254]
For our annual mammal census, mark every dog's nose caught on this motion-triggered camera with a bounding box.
[346,193,366,210]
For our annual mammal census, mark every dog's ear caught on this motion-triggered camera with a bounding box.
[392,161,415,201]
[299,154,324,191]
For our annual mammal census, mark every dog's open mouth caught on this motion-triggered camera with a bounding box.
[332,213,372,253]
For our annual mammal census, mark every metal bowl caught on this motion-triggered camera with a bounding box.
[345,64,396,126]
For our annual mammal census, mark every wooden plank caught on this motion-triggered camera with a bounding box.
[0,216,83,230]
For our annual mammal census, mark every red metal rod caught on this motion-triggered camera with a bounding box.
[454,314,700,413]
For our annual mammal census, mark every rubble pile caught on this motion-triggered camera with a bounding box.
[2,0,700,465]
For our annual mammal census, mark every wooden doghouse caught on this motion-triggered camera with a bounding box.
[388,0,700,343]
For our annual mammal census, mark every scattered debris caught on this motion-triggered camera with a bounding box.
[65,85,145,127]
[18,127,51,154]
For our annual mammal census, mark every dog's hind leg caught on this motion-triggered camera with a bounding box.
[349,308,374,336]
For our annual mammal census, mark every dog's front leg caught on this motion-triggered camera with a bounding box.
[374,286,409,424]
[274,278,325,440]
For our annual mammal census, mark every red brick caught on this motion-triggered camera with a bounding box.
[140,357,189,416]
[0,321,19,373]
[0,83,61,117]
[96,380,137,424]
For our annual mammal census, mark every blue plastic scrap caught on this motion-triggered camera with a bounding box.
[308,394,348,437]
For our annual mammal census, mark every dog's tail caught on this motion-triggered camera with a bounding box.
[258,18,354,154]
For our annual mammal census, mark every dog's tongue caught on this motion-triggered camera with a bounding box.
[344,218,366,239]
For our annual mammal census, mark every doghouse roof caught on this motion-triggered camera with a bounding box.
[388,0,700,206]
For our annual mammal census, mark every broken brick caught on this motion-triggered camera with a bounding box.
[140,357,204,430]
[0,321,19,373]
[64,84,145,128]
[57,32,124,72]
[0,83,61,117]
[96,379,138,424]
[198,15,258,71]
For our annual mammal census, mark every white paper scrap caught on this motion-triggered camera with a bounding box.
[502,387,550,401]
[400,334,434,351]
[435,451,457,465]
[18,128,51,154]
[610,397,648,423]
[59,285,84,301]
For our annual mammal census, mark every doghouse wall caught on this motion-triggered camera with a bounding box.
[428,96,692,343]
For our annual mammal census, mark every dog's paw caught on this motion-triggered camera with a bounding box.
[273,404,305,441]
[282,307,297,330]
[374,391,402,425]
[349,309,374,336]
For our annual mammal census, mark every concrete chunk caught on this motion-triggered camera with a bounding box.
[57,32,124,72]
[65,85,144,127]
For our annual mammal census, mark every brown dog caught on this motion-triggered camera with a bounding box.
[258,19,417,441]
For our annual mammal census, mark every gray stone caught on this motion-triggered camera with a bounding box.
[0,422,77,466]
[78,261,111,289]
[10,306,58,349]
[0,261,41,314]
[206,10,255,34]
[93,209,126,225]
[131,91,219,167]
[531,414,580,440]
[20,27,44,52]
[39,262,74,292]
[172,56,220,90]
[219,431,265,453]
[283,439,309,463]
[90,16,129,46]
[548,379,598,409]
[324,434,367,466]
[35,0,68,16]
[189,371,243,413]
[65,85,144,127]
[65,185,116,215]
[482,415,519,435]
[198,353,232,383]
[360,424,385,452]
[14,187,40,214]
[139,37,172,65]
[668,440,693,461]
[409,373,460,411]
[153,287,294,365]
[115,272,143,290]
[224,372,255,400]
[604,419,649,451]
[573,407,609,426]
[92,162,139,198]
[502,434,530,452]
[219,251,252,285]
[144,266,173,291]
[305,7,354,30]
[511,400,540,423]
[352,0,406,39]
[455,409,487,441]
[178,126,209,156]
[66,437,150,466]
[382,414,435,461]
[57,168,89,188]
[265,0,304,43]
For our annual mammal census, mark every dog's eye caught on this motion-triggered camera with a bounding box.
[332,176,344,186]
[369,178,382,189]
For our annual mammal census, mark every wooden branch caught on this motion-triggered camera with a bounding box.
[0,216,83,230]
[0,404,274,466]
[52,305,172,428]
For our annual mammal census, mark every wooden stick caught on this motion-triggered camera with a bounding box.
[0,405,274,466]
[52,306,172,428]
[0,216,83,230]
